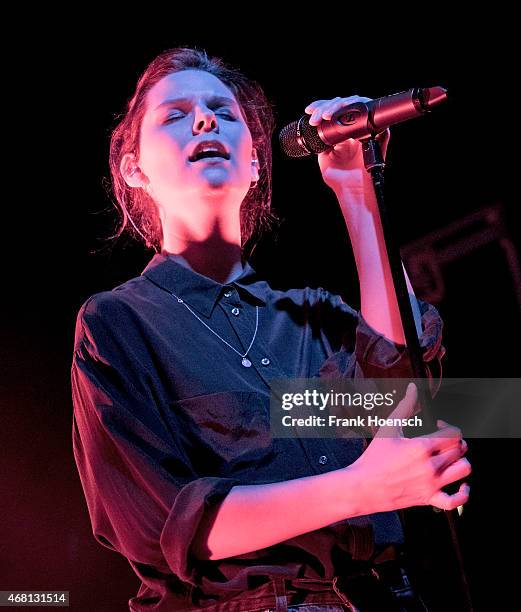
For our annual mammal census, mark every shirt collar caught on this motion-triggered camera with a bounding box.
[141,252,269,318]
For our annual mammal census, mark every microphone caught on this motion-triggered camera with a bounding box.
[279,86,447,158]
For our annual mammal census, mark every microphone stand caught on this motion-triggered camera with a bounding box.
[361,137,474,612]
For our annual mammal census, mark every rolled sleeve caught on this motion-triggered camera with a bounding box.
[71,296,240,587]
[319,296,445,397]
[160,477,239,584]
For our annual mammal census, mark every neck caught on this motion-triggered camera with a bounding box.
[161,207,244,283]
[163,241,243,284]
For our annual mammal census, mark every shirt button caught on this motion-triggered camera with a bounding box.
[223,288,233,298]
[231,307,240,316]
[318,455,328,465]
[261,357,270,366]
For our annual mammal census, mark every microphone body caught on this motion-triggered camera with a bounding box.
[279,86,447,158]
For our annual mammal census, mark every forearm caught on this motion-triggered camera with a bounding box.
[191,465,367,561]
[334,181,421,343]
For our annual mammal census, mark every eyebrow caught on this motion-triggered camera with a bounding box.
[154,95,239,111]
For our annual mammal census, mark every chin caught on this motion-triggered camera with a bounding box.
[202,177,245,193]
[202,180,230,194]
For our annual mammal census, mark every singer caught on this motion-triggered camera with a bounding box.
[71,48,471,611]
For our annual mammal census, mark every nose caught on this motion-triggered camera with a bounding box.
[193,106,218,134]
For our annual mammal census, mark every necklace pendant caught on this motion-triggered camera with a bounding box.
[241,357,252,368]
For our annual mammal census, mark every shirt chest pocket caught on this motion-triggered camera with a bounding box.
[171,391,274,476]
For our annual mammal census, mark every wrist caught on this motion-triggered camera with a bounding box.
[330,165,373,192]
[334,182,379,219]
[336,463,381,518]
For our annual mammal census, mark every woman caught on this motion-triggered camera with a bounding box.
[71,48,471,611]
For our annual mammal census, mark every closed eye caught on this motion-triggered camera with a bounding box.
[164,108,236,124]
[216,109,236,120]
[164,113,185,123]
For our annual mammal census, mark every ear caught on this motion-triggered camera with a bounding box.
[251,147,260,182]
[120,153,148,188]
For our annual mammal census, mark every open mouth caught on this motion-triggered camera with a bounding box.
[192,151,229,162]
[189,141,230,162]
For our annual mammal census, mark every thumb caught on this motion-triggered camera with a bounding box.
[374,382,417,438]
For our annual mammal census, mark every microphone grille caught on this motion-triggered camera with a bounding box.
[279,116,330,157]
[279,121,310,157]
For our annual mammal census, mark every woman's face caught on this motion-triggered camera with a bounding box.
[136,70,257,216]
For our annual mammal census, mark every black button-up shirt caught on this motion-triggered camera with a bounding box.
[71,252,445,611]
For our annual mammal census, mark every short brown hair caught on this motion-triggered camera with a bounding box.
[108,47,279,259]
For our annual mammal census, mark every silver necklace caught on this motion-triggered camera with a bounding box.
[168,290,259,368]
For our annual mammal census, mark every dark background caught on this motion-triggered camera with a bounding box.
[2,19,518,611]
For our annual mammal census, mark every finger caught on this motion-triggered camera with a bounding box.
[433,438,468,457]
[310,99,341,125]
[307,100,337,122]
[309,107,326,125]
[374,383,417,438]
[309,95,372,125]
[422,426,463,453]
[427,425,462,440]
[321,99,347,121]
[431,445,465,474]
[321,96,359,119]
[437,423,468,449]
[304,100,330,114]
[336,95,372,105]
[430,425,462,439]
[436,458,472,489]
[322,96,372,121]
[430,482,470,511]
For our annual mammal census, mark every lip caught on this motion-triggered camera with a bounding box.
[195,157,228,164]
[188,139,230,162]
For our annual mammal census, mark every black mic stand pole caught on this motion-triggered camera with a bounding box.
[361,137,474,612]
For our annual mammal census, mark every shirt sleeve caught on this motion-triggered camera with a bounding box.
[71,294,240,586]
[318,291,446,397]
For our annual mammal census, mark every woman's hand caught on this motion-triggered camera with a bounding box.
[349,383,471,513]
[304,95,390,193]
